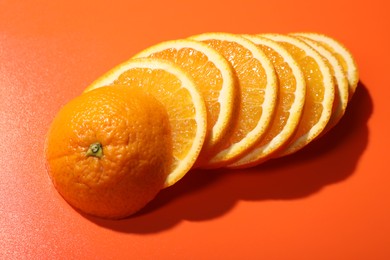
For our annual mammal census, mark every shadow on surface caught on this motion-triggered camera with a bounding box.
[86,82,372,233]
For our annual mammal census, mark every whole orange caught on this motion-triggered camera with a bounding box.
[45,85,172,219]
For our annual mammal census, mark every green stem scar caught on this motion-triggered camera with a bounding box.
[86,142,103,158]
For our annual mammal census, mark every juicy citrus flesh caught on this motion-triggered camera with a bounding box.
[229,35,306,168]
[133,40,236,155]
[292,33,359,99]
[47,32,359,219]
[45,85,172,219]
[190,33,277,167]
[292,34,349,133]
[262,34,335,157]
[85,58,207,187]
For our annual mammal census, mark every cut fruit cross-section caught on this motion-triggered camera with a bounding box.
[133,39,237,161]
[189,32,278,168]
[292,32,359,100]
[261,34,335,157]
[292,33,349,133]
[229,35,306,168]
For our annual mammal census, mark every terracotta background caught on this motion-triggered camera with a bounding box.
[1,0,389,259]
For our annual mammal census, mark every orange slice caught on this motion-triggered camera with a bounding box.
[133,39,237,158]
[189,32,278,168]
[292,34,349,132]
[84,58,207,187]
[229,35,306,168]
[292,32,359,99]
[261,34,335,157]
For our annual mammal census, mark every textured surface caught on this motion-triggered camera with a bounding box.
[45,86,172,218]
[1,0,389,259]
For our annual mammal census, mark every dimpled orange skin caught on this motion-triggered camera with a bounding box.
[45,85,172,219]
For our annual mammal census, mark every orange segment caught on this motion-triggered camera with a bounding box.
[85,58,207,187]
[229,35,306,168]
[189,32,278,168]
[292,32,359,99]
[133,39,237,158]
[262,34,335,157]
[292,34,349,132]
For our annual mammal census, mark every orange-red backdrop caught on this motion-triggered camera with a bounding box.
[1,0,389,259]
